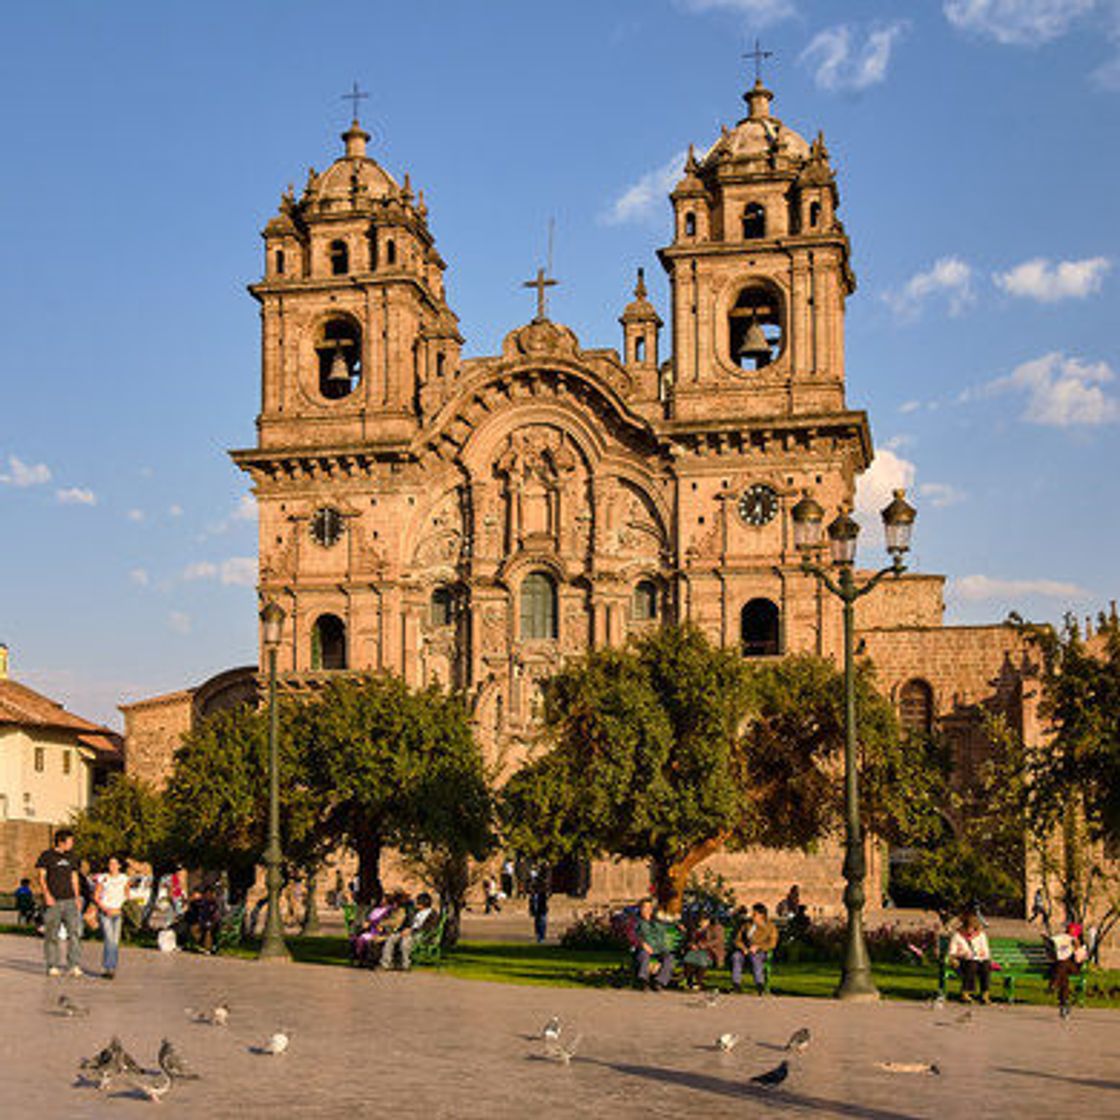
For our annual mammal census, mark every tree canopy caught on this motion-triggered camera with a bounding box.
[71,773,171,869]
[501,624,904,910]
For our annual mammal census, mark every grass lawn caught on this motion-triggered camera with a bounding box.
[5,922,1119,1008]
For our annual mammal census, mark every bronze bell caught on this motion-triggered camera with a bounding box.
[325,345,351,386]
[737,317,771,364]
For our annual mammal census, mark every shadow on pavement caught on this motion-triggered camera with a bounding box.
[994,1066,1120,1092]
[582,1058,923,1119]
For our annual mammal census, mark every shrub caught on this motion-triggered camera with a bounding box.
[775,918,938,965]
[682,870,738,923]
[560,908,630,951]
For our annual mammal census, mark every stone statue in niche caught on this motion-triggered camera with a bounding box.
[495,426,582,552]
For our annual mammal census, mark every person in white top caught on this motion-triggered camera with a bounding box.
[948,911,991,1004]
[93,856,130,979]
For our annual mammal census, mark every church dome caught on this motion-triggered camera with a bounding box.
[298,121,400,213]
[702,81,810,171]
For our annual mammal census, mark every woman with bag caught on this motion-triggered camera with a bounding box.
[93,856,130,979]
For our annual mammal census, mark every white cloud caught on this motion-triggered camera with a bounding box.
[918,481,967,508]
[883,256,975,320]
[168,504,183,518]
[943,0,1095,45]
[56,487,97,506]
[168,611,192,635]
[978,351,1120,426]
[0,455,51,487]
[219,557,257,587]
[675,0,797,25]
[899,400,922,414]
[129,568,150,587]
[126,508,145,523]
[951,574,1089,601]
[602,150,688,226]
[993,256,1111,301]
[800,22,909,93]
[856,447,916,518]
[232,493,256,521]
[182,557,256,587]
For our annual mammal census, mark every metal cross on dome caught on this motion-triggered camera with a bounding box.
[743,39,774,84]
[341,81,369,120]
[522,267,558,323]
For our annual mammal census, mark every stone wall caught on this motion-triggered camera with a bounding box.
[0,819,54,891]
[120,691,193,788]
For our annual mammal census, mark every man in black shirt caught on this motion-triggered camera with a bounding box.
[35,828,83,976]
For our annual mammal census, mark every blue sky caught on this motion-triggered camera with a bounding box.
[1,0,1117,727]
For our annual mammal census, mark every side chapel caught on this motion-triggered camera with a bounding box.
[125,75,1043,908]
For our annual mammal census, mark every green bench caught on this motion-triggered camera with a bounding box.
[0,891,42,925]
[937,935,1087,1005]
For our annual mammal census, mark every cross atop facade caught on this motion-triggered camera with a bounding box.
[341,81,369,121]
[743,39,774,84]
[522,267,558,322]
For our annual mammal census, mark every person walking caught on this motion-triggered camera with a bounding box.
[528,873,550,943]
[93,856,130,979]
[35,828,84,977]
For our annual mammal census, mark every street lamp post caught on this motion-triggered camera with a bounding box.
[790,488,917,1000]
[258,600,290,962]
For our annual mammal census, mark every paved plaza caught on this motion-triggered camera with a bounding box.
[3,935,1118,1119]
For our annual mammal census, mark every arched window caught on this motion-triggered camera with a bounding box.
[386,239,396,265]
[729,283,782,371]
[520,572,557,640]
[430,586,454,627]
[899,679,934,736]
[634,336,646,363]
[329,239,349,275]
[809,201,821,228]
[435,352,446,378]
[684,211,697,238]
[741,598,780,657]
[742,203,766,240]
[310,614,347,670]
[275,249,286,275]
[632,579,658,622]
[316,318,362,399]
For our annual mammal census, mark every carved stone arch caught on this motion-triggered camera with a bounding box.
[614,476,670,559]
[713,271,789,377]
[402,481,467,574]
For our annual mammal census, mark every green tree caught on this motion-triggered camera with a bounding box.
[72,773,171,869]
[501,625,905,912]
[1015,613,1120,943]
[165,702,324,903]
[298,674,494,909]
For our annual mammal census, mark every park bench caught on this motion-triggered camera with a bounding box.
[215,902,247,951]
[0,890,42,925]
[936,934,1086,1005]
[409,911,446,966]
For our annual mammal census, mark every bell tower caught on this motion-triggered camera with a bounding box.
[658,78,854,422]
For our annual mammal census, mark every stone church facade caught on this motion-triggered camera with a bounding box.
[124,78,1045,912]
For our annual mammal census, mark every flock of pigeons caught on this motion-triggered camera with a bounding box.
[57,994,290,1102]
[537,1002,943,1089]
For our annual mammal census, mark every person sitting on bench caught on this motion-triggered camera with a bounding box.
[380,892,437,970]
[948,911,991,1004]
[632,897,677,991]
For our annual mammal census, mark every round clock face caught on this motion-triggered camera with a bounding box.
[310,507,344,548]
[738,484,779,527]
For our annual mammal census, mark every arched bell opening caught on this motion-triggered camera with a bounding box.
[728,284,782,371]
[316,317,362,400]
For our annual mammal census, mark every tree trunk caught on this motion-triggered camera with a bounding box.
[653,834,729,915]
[141,863,173,929]
[355,831,383,907]
[300,871,320,936]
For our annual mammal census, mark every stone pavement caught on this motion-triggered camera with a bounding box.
[4,935,1118,1119]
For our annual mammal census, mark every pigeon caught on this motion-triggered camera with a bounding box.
[158,1038,199,1081]
[875,1061,941,1076]
[125,1068,174,1102]
[925,993,947,1011]
[548,1033,581,1066]
[542,1016,562,1042]
[57,994,89,1017]
[786,1027,811,1053]
[701,989,722,1008]
[79,1036,142,1077]
[750,1060,789,1087]
[185,1002,229,1026]
[716,1032,740,1052]
[260,1030,290,1055]
[955,1009,974,1026]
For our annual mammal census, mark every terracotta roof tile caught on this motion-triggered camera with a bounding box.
[0,679,116,746]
